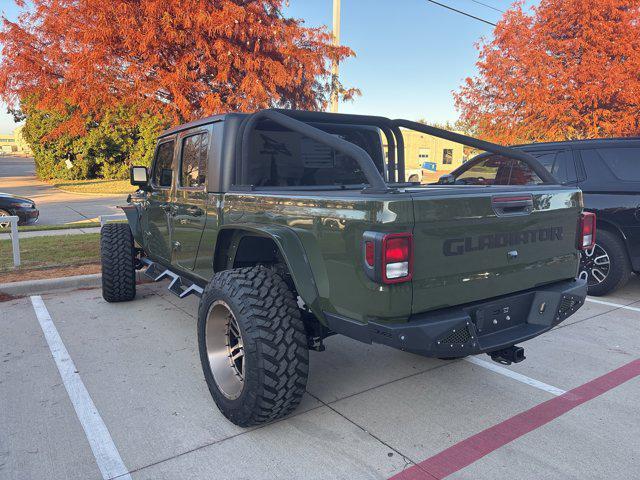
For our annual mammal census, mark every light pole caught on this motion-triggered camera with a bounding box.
[330,0,341,113]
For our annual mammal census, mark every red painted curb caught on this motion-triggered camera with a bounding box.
[390,359,640,480]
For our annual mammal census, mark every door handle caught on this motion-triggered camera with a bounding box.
[186,206,204,217]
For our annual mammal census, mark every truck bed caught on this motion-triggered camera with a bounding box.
[221,183,582,321]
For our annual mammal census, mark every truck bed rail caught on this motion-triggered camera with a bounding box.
[237,109,557,192]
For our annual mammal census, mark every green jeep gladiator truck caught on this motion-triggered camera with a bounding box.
[101,109,592,427]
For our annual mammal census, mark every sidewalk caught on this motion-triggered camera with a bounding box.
[0,226,101,240]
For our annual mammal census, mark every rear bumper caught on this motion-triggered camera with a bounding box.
[324,278,587,357]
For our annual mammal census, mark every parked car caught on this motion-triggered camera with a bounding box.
[0,193,39,228]
[102,109,589,426]
[442,138,640,296]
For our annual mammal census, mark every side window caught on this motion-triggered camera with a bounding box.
[180,132,209,188]
[527,150,568,183]
[455,155,542,185]
[152,140,175,188]
[579,148,614,182]
[596,147,640,181]
[456,156,508,184]
[508,160,543,185]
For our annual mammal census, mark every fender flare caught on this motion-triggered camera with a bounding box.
[214,223,327,323]
[119,204,143,244]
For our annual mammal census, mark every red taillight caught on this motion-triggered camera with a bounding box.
[384,237,410,263]
[365,241,375,267]
[382,233,413,284]
[362,232,413,284]
[577,212,596,250]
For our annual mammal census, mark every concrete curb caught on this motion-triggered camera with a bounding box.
[0,271,149,297]
[49,187,130,198]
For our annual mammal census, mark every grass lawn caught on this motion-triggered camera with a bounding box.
[0,233,100,273]
[48,178,136,195]
[0,221,102,233]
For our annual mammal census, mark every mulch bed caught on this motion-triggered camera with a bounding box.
[0,263,101,284]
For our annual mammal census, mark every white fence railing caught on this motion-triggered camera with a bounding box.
[2,214,127,270]
[2,216,21,267]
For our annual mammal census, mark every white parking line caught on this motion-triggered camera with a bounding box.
[586,297,640,313]
[30,296,132,480]
[464,356,567,396]
[463,297,638,396]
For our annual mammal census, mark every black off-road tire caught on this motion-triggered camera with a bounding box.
[198,266,309,427]
[583,229,631,296]
[100,223,136,302]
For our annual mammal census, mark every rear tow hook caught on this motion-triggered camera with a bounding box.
[489,346,526,365]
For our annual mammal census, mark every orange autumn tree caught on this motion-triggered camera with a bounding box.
[455,0,640,144]
[0,0,357,134]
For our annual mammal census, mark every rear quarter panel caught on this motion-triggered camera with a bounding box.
[221,192,414,322]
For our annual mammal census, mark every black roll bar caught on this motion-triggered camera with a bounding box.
[391,125,406,182]
[271,109,402,183]
[239,109,391,193]
[379,124,396,183]
[392,119,557,184]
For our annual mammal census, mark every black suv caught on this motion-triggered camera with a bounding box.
[444,138,640,296]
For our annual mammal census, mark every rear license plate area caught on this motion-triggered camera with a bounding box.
[473,295,533,336]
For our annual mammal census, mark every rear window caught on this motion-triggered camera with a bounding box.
[455,155,543,185]
[595,147,640,181]
[242,124,384,187]
[180,132,209,188]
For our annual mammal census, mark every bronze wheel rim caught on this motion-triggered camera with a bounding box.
[205,300,245,400]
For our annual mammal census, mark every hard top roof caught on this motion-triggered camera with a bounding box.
[158,110,395,138]
[159,113,229,137]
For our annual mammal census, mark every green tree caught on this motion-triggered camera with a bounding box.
[20,100,167,180]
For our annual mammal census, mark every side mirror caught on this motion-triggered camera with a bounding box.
[439,174,455,185]
[130,166,149,189]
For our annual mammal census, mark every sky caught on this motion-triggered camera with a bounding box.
[0,0,538,134]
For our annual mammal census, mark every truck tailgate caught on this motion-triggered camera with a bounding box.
[410,186,582,314]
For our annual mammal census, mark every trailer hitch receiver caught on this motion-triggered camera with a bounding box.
[489,346,526,365]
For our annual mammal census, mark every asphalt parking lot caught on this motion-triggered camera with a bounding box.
[0,156,125,224]
[1,277,639,480]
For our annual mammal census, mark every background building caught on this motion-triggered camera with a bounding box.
[0,126,31,154]
[0,133,17,153]
[383,128,468,183]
